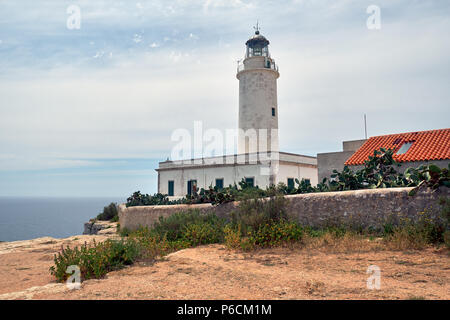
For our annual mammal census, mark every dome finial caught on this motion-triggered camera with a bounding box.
[253,20,260,35]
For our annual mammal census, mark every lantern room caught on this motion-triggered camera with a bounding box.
[245,30,270,58]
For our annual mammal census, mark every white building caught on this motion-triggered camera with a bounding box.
[156,28,318,198]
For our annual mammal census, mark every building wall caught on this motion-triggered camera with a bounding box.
[343,139,367,152]
[158,164,272,198]
[317,151,355,182]
[119,187,449,231]
[276,163,318,186]
[158,162,318,198]
[317,139,367,182]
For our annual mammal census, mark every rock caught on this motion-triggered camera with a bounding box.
[83,220,118,235]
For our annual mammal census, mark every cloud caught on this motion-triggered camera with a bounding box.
[0,154,100,171]
[0,0,449,195]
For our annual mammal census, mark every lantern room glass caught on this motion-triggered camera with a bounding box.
[246,44,269,58]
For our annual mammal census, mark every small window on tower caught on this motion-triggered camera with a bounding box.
[272,108,275,116]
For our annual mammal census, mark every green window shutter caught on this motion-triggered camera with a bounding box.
[187,180,192,196]
[168,181,174,196]
[287,178,294,190]
[187,180,197,195]
[215,178,224,189]
[245,177,254,187]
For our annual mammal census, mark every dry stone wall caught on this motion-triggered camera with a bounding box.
[118,187,449,231]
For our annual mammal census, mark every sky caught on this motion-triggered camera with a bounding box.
[0,0,449,197]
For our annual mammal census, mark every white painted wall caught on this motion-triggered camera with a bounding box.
[158,162,318,198]
[276,164,318,186]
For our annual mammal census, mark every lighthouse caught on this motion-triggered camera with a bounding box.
[237,27,280,154]
[156,27,318,198]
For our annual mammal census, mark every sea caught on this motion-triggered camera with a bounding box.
[0,197,125,242]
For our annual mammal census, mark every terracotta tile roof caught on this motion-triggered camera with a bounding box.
[345,128,450,166]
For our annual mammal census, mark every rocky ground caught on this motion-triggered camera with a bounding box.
[0,227,448,300]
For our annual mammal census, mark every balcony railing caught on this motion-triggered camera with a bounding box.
[237,59,279,73]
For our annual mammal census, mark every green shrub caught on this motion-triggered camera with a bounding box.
[231,196,290,235]
[303,226,326,238]
[126,191,185,207]
[223,225,242,249]
[247,220,303,247]
[151,210,226,243]
[183,222,224,246]
[128,227,192,259]
[384,210,446,249]
[96,203,118,221]
[49,239,140,282]
[118,226,132,237]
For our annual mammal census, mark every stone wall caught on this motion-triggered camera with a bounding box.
[118,202,238,231]
[286,187,448,229]
[118,187,449,231]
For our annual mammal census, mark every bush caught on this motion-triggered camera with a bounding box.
[49,239,140,282]
[127,227,191,258]
[151,210,226,243]
[183,222,224,246]
[231,196,290,235]
[223,225,242,249]
[247,220,304,248]
[96,203,118,221]
[384,210,446,249]
[126,191,184,207]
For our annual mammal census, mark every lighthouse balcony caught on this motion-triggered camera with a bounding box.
[237,58,279,73]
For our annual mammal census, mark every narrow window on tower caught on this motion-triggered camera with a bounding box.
[272,107,276,116]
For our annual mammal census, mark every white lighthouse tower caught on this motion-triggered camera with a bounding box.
[237,26,280,154]
[156,27,318,198]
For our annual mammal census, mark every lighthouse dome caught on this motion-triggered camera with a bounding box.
[245,30,270,58]
[245,30,270,48]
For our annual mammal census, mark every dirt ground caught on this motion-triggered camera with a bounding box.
[0,234,448,300]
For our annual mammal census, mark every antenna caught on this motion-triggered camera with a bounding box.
[364,114,368,139]
[253,20,260,34]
